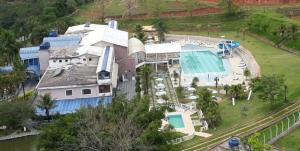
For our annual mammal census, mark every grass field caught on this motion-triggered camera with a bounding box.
[275,127,300,151]
[73,0,217,23]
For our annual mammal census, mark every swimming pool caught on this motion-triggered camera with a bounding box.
[180,45,230,75]
[167,114,185,128]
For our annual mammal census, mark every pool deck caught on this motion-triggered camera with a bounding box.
[170,53,246,87]
[167,34,260,87]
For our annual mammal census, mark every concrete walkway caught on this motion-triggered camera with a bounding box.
[0,129,40,141]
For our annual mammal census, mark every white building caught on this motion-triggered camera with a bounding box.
[35,21,136,115]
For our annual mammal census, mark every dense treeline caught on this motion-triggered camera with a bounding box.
[247,13,299,50]
[0,0,94,45]
[0,0,93,100]
[38,96,180,151]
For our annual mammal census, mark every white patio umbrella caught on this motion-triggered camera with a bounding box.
[187,87,196,92]
[157,83,165,89]
[188,95,198,100]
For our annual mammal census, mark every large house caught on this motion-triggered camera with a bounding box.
[19,21,137,115]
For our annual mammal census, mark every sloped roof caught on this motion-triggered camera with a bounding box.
[37,65,98,88]
[19,47,39,60]
[65,24,107,34]
[43,35,81,47]
[80,28,128,47]
[128,37,145,56]
[35,96,112,115]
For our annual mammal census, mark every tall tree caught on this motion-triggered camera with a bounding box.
[154,20,167,42]
[196,88,222,128]
[243,68,251,80]
[214,77,219,89]
[224,84,230,96]
[134,24,147,43]
[229,84,244,100]
[0,99,34,129]
[0,28,20,64]
[139,65,152,96]
[173,70,179,83]
[38,97,179,151]
[251,75,286,107]
[37,93,56,122]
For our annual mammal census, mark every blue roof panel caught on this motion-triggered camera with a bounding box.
[101,46,110,71]
[35,96,112,116]
[43,36,81,47]
[20,47,39,60]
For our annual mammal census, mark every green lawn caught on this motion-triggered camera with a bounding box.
[73,0,216,23]
[275,127,300,151]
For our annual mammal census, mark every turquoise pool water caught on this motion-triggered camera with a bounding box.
[180,45,230,74]
[167,114,185,128]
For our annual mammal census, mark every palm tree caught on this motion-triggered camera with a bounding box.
[37,93,56,122]
[229,84,244,100]
[139,65,153,96]
[224,84,230,96]
[196,88,221,128]
[14,60,27,98]
[134,24,146,43]
[214,77,219,89]
[191,77,199,88]
[243,68,251,80]
[173,70,179,83]
[154,20,167,42]
[161,94,169,106]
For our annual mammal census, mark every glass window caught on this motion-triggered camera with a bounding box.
[53,60,56,63]
[82,89,91,95]
[66,90,72,96]
[65,59,68,62]
[89,58,92,61]
[99,85,110,93]
[59,60,62,63]
[83,58,86,61]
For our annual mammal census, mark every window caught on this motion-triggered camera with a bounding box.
[53,60,56,63]
[99,85,110,93]
[83,58,86,61]
[59,60,62,63]
[65,59,68,62]
[66,90,72,96]
[98,72,110,80]
[89,58,92,61]
[82,89,91,95]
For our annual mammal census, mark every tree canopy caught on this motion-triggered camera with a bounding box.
[251,75,286,106]
[38,96,180,151]
[196,88,222,128]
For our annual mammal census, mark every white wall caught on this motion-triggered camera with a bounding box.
[38,85,112,100]
[38,50,49,75]
[48,55,99,68]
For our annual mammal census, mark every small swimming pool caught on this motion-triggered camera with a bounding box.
[167,114,185,128]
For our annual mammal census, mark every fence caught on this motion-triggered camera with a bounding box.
[258,110,300,144]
